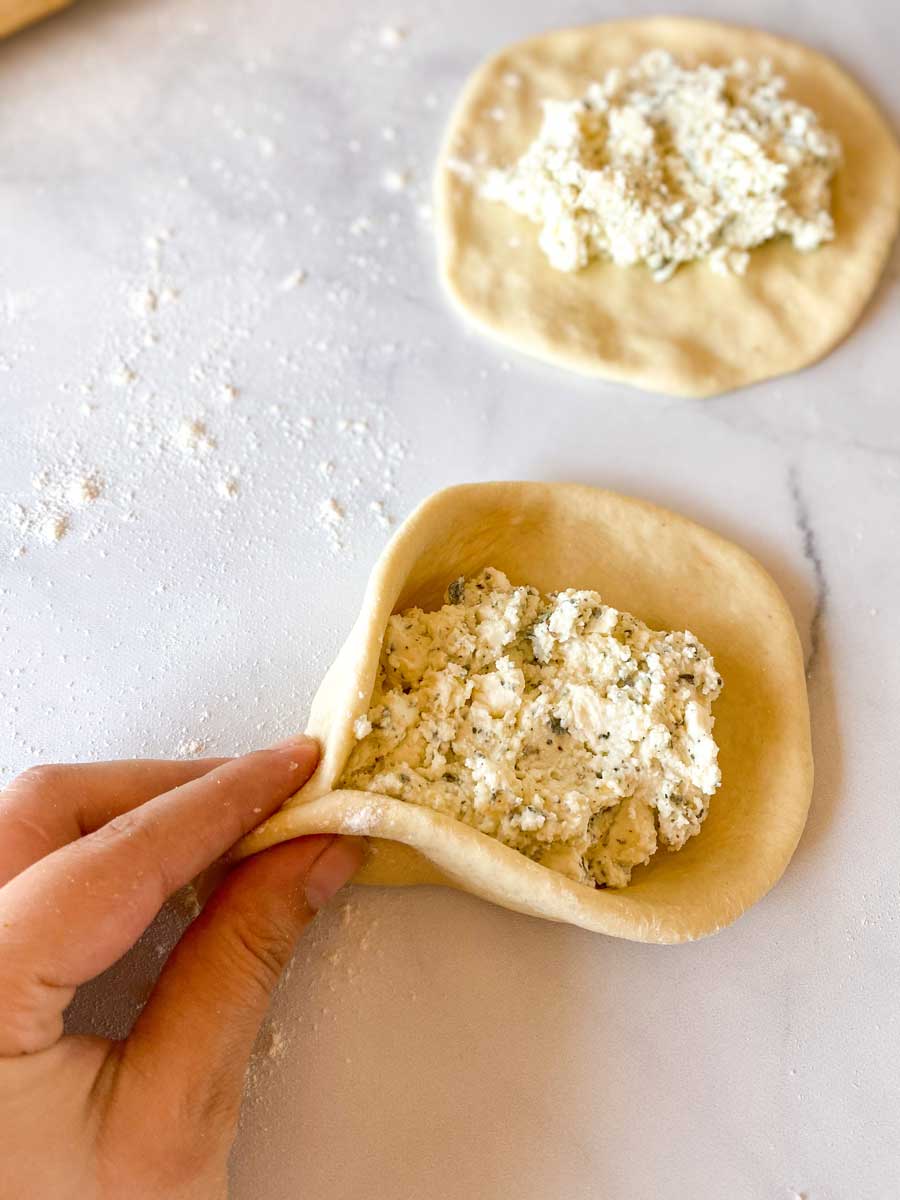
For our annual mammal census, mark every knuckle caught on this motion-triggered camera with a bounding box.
[80,812,176,906]
[153,1139,227,1195]
[224,907,295,995]
[0,969,65,1055]
[194,1073,244,1132]
[96,807,144,841]
[3,763,70,801]
[99,1131,225,1199]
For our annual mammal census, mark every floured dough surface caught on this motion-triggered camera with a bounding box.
[435,17,900,397]
[233,482,814,944]
[340,567,722,889]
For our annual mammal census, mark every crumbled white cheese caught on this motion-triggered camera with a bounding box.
[353,715,373,739]
[481,51,841,280]
[339,568,723,888]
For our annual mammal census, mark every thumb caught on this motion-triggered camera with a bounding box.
[115,834,363,1138]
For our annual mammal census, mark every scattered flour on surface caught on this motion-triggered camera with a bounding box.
[109,362,137,387]
[279,268,307,290]
[378,25,406,48]
[5,461,104,549]
[317,497,346,552]
[319,497,345,525]
[382,168,411,192]
[1,66,418,775]
[368,499,393,529]
[130,288,158,316]
[174,418,217,455]
[40,513,69,543]
[66,474,103,507]
[216,474,240,500]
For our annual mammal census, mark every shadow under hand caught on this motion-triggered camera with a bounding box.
[63,887,199,1040]
[230,885,610,1200]
[229,873,820,1200]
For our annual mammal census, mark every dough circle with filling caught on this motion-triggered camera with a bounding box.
[234,482,813,943]
[435,17,900,397]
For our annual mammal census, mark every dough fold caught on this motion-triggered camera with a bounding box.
[234,482,813,943]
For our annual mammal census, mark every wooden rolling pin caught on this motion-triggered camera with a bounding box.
[1,0,74,39]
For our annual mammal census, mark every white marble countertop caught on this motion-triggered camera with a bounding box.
[2,0,899,1197]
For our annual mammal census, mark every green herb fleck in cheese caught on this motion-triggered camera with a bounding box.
[480,51,841,280]
[339,568,723,888]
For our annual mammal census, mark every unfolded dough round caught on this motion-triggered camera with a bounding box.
[434,17,900,397]
[234,482,813,943]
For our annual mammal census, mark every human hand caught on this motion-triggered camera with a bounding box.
[0,738,363,1199]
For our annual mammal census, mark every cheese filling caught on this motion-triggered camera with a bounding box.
[339,568,723,888]
[480,50,841,280]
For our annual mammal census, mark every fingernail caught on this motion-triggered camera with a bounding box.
[305,837,365,912]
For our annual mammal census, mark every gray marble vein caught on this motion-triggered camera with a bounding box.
[787,464,828,677]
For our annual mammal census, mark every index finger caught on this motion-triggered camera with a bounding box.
[0,736,318,1056]
[0,758,231,887]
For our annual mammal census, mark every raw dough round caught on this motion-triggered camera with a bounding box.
[434,17,900,398]
[234,482,813,943]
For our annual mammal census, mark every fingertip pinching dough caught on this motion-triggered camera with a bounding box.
[234,483,814,943]
[435,17,900,397]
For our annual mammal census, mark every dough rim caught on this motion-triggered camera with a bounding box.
[234,482,814,943]
[434,16,900,398]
